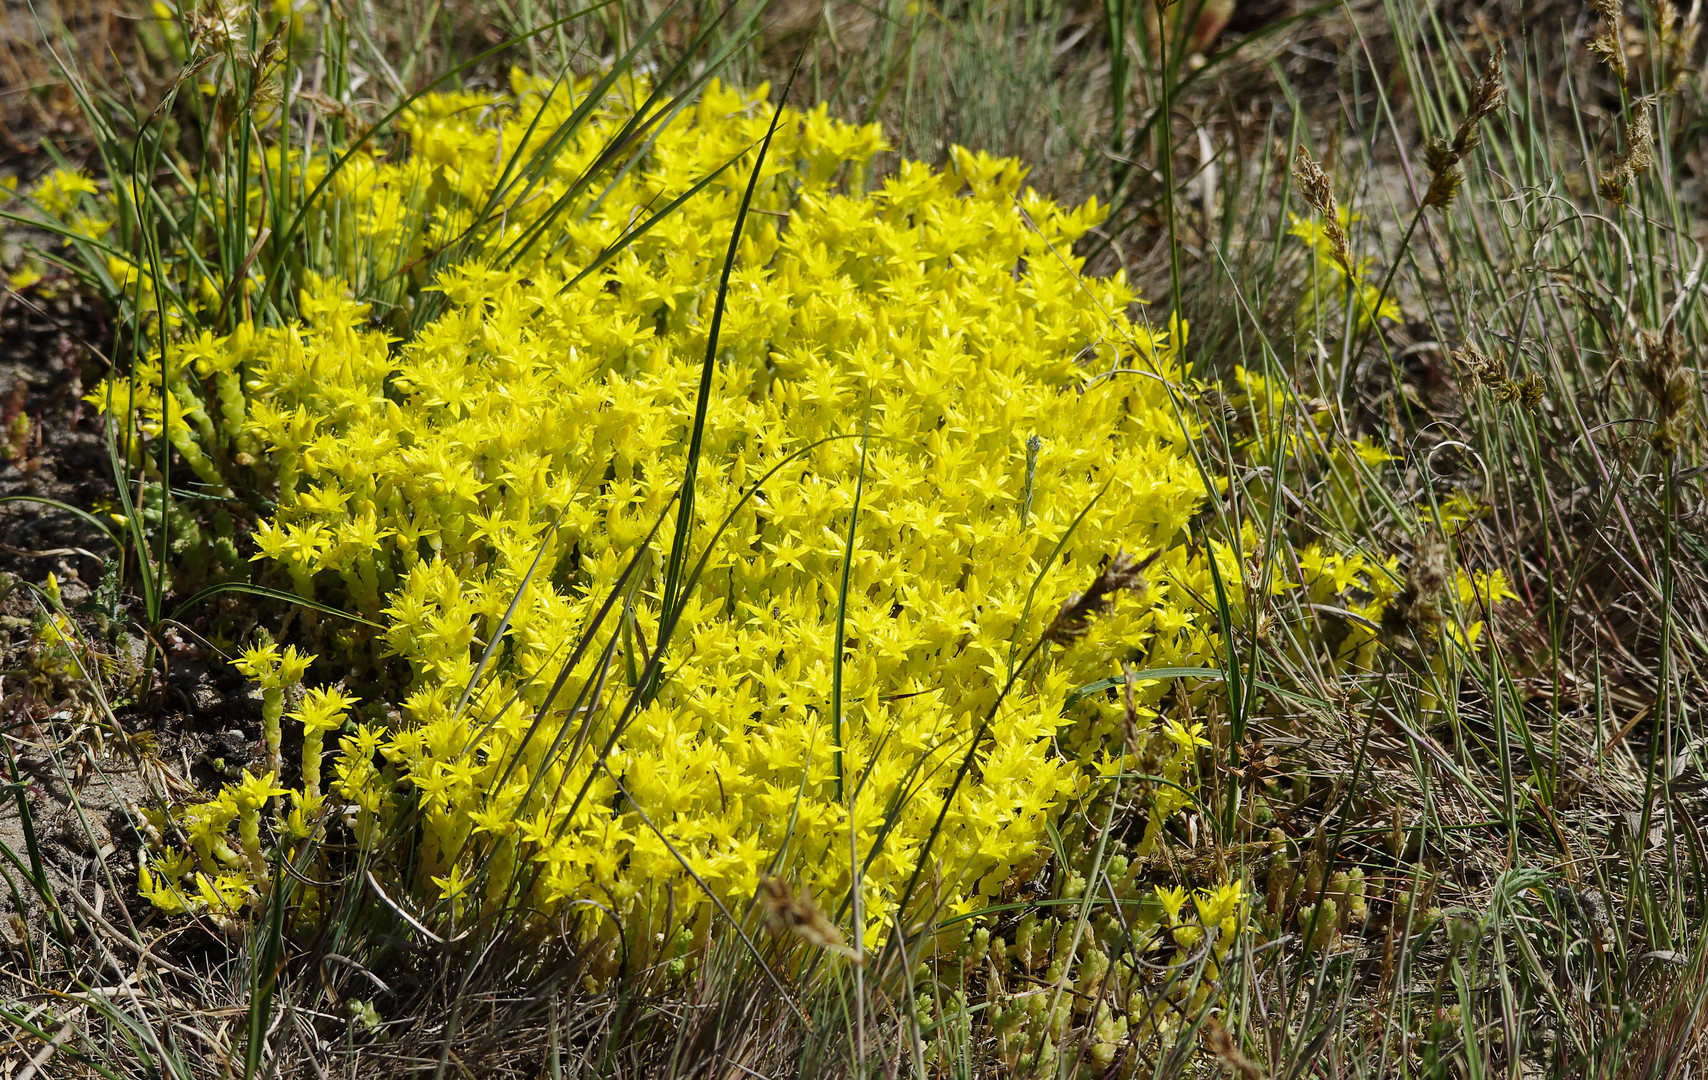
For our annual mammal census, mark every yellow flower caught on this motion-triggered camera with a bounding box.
[1154,884,1189,925]
[1195,882,1245,931]
[31,168,99,219]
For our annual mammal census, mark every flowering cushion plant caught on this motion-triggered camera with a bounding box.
[107,71,1458,962]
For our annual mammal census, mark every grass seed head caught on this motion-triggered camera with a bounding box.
[1412,528,1449,601]
[1423,164,1466,210]
[1043,548,1157,645]
[1637,326,1696,454]
[1665,1,1702,68]
[1423,47,1503,210]
[1204,1018,1265,1080]
[1453,343,1505,388]
[1382,528,1449,649]
[1517,373,1546,410]
[1623,101,1656,175]
[1469,47,1509,122]
[1587,0,1630,83]
[1423,137,1455,176]
[1292,143,1352,272]
[761,877,860,962]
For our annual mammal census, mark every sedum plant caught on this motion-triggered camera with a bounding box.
[105,72,1498,972]
[232,640,312,774]
[113,72,1235,947]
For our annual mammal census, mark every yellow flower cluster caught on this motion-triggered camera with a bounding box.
[1154,880,1246,1015]
[138,767,289,924]
[120,71,1254,945]
[137,655,353,922]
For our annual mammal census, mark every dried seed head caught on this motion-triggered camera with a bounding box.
[1637,327,1696,454]
[1382,528,1448,650]
[1419,48,1506,216]
[188,1,246,50]
[1439,46,1507,169]
[1254,610,1276,641]
[1623,102,1655,175]
[1469,47,1509,123]
[1204,1018,1265,1080]
[1292,144,1353,273]
[1452,343,1505,387]
[1664,2,1701,68]
[760,878,860,962]
[1589,29,1628,79]
[1424,137,1456,176]
[1598,100,1657,206]
[1320,217,1352,275]
[1637,328,1682,397]
[1412,528,1448,599]
[1043,548,1158,646]
[1586,0,1629,80]
[1292,143,1335,214]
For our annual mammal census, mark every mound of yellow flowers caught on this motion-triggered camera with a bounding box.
[119,72,1248,951]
